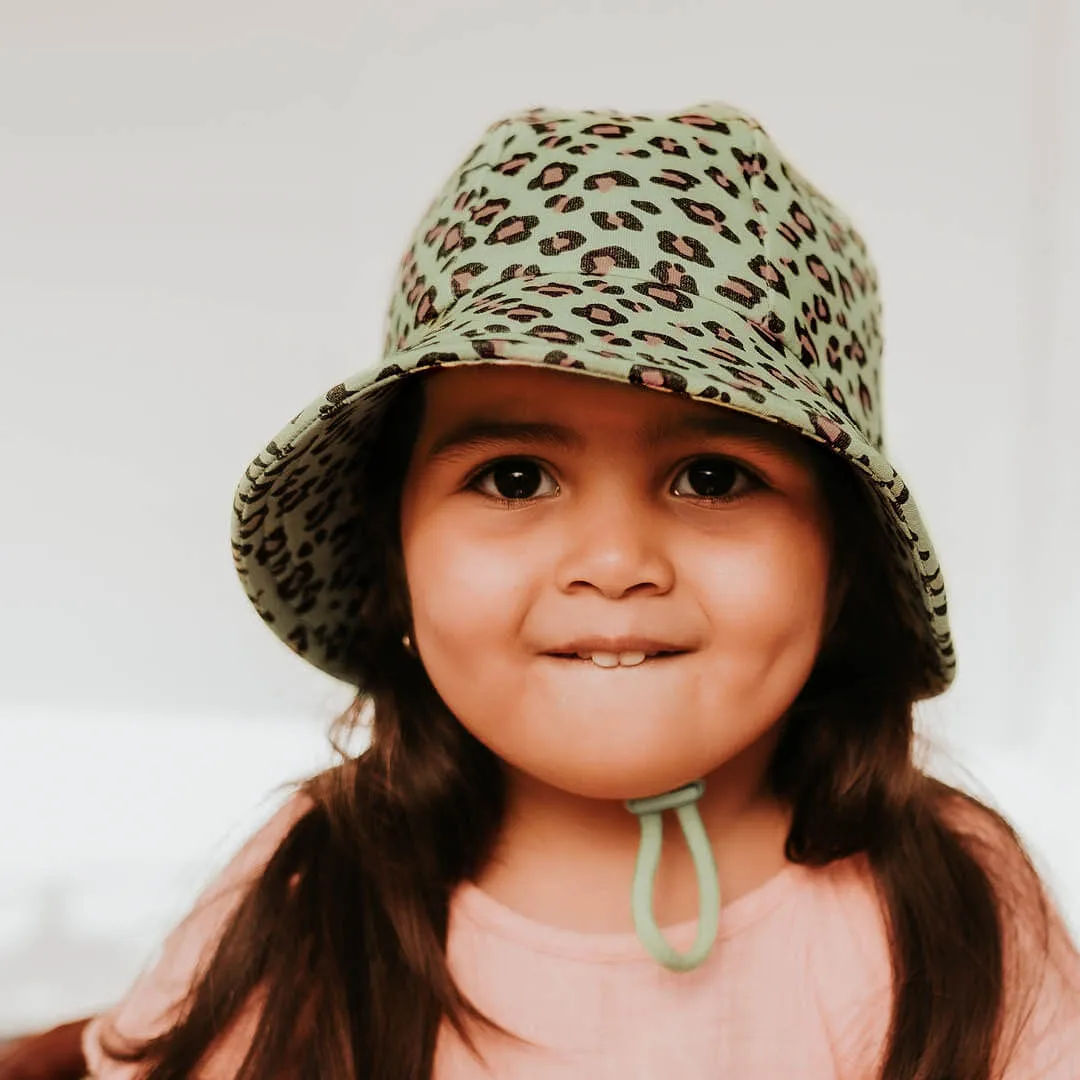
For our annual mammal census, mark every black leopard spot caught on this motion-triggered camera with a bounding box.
[703,167,742,198]
[631,329,687,349]
[525,325,584,345]
[571,303,629,327]
[414,285,440,327]
[527,281,585,297]
[631,281,695,313]
[715,276,766,310]
[582,122,634,139]
[629,365,689,393]
[470,199,511,227]
[701,321,745,348]
[416,351,462,368]
[648,260,700,294]
[580,246,641,274]
[671,197,741,244]
[658,231,714,267]
[527,160,580,191]
[499,304,553,324]
[789,201,817,239]
[449,262,487,298]
[493,151,537,177]
[731,147,779,192]
[543,193,585,213]
[590,209,645,231]
[541,350,585,369]
[539,230,587,256]
[649,169,702,192]
[793,316,820,369]
[837,271,856,308]
[485,215,540,245]
[748,255,790,298]
[646,134,691,159]
[776,221,802,248]
[745,312,787,357]
[805,254,836,295]
[670,112,732,135]
[583,170,640,191]
[745,219,768,244]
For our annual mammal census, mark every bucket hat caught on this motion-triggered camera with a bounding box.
[230,100,955,972]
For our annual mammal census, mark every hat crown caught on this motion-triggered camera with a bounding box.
[381,101,885,450]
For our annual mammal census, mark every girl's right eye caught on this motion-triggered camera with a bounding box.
[466,455,762,508]
[467,457,560,508]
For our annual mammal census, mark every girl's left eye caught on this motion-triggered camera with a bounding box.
[466,456,763,507]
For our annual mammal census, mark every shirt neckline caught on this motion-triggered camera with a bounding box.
[453,858,811,963]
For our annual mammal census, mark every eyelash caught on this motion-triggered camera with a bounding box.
[465,455,764,510]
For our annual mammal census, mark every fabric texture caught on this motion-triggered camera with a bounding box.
[81,794,1080,1079]
[229,100,954,701]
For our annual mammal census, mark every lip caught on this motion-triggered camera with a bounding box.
[546,653,685,664]
[544,637,691,657]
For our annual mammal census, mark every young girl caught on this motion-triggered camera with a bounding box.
[16,100,1080,1079]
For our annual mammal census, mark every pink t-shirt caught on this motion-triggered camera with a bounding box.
[82,793,1080,1079]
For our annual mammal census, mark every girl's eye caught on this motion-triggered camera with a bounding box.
[468,458,559,505]
[466,456,762,507]
[671,458,762,501]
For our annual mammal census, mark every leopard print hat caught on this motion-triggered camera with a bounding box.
[230,100,955,701]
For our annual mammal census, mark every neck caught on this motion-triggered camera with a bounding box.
[473,766,794,934]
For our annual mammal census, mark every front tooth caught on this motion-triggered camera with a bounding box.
[579,651,647,667]
[586,652,619,667]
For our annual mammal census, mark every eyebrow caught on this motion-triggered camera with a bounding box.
[425,411,793,464]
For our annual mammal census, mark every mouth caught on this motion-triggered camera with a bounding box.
[546,651,687,661]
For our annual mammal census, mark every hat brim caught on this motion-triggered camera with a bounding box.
[231,278,954,696]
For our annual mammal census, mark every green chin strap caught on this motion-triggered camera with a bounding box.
[624,780,720,973]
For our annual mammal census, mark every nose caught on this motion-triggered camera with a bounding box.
[556,479,675,597]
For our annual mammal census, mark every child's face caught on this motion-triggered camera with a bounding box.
[399,364,836,803]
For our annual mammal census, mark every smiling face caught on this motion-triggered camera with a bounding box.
[399,364,840,806]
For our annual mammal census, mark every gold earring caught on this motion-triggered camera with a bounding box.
[402,632,414,652]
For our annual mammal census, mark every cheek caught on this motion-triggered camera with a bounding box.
[403,526,535,757]
[700,519,832,657]
[403,518,528,646]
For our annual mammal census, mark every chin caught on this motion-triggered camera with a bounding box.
[525,759,706,803]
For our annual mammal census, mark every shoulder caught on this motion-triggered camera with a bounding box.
[796,794,1080,1078]
[156,789,318,940]
[796,853,894,1076]
[905,788,1080,1077]
[937,793,1080,1077]
[933,789,1078,975]
[82,789,317,1077]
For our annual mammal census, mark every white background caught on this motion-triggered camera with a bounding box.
[1,0,1078,1036]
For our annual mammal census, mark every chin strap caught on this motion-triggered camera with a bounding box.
[624,780,720,973]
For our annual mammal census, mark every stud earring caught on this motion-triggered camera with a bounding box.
[402,632,416,654]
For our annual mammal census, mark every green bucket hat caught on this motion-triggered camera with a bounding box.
[230,100,954,973]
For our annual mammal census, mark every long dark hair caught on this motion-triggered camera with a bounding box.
[101,370,1074,1079]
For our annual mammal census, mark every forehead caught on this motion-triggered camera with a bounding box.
[417,364,813,458]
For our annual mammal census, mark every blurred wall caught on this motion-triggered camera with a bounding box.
[1,0,1077,1036]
